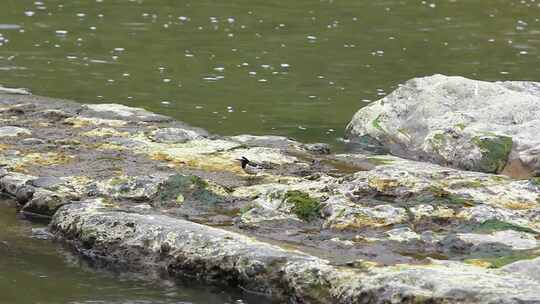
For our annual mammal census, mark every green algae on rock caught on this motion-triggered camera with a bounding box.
[156,174,224,206]
[471,135,513,173]
[285,190,321,221]
[473,219,538,235]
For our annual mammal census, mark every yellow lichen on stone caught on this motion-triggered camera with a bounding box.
[0,144,9,151]
[132,132,297,176]
[502,201,537,210]
[11,152,73,173]
[95,143,125,151]
[54,139,81,146]
[82,127,129,137]
[21,152,74,167]
[150,150,244,174]
[57,176,93,195]
[368,177,401,192]
[150,151,174,162]
[205,180,231,196]
[331,214,390,230]
[182,155,244,174]
[64,116,127,128]
[464,259,492,268]
[350,259,379,269]
[12,164,29,174]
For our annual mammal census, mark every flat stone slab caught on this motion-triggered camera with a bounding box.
[51,200,540,303]
[1,90,540,303]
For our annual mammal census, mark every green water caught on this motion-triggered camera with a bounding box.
[0,200,270,304]
[0,0,539,144]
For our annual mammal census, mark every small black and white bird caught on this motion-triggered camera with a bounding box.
[236,156,273,175]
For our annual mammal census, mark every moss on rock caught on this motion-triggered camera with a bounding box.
[486,254,538,268]
[157,174,221,205]
[474,219,537,235]
[448,179,485,189]
[471,135,513,173]
[423,185,475,206]
[371,114,384,132]
[365,157,394,166]
[466,253,540,269]
[285,190,320,221]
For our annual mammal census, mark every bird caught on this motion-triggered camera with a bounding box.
[236,156,273,175]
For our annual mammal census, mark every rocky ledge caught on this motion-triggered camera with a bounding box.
[1,78,540,303]
[346,74,540,177]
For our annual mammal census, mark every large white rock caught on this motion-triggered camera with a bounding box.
[346,75,540,176]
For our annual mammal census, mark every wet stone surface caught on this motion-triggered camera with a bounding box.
[1,92,540,303]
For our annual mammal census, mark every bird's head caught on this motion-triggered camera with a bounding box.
[236,156,250,168]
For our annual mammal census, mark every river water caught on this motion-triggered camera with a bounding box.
[0,0,539,144]
[0,200,270,304]
[1,0,540,302]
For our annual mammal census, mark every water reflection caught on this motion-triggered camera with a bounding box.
[0,200,269,304]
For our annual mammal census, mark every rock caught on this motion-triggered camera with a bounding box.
[303,143,331,155]
[228,147,299,166]
[83,103,170,122]
[30,176,64,188]
[50,201,540,303]
[153,174,227,207]
[457,230,539,250]
[0,173,36,196]
[31,227,53,240]
[150,127,202,144]
[21,138,46,145]
[346,75,540,176]
[240,206,293,224]
[385,227,421,242]
[0,103,36,114]
[15,185,35,204]
[0,126,32,137]
[64,116,127,128]
[323,199,409,229]
[0,86,31,95]
[502,257,540,282]
[230,134,301,150]
[82,127,129,138]
[2,92,540,303]
[37,109,73,120]
[22,188,70,216]
[91,175,164,202]
[410,204,455,219]
[231,135,331,156]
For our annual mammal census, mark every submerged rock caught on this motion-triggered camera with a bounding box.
[346,75,540,176]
